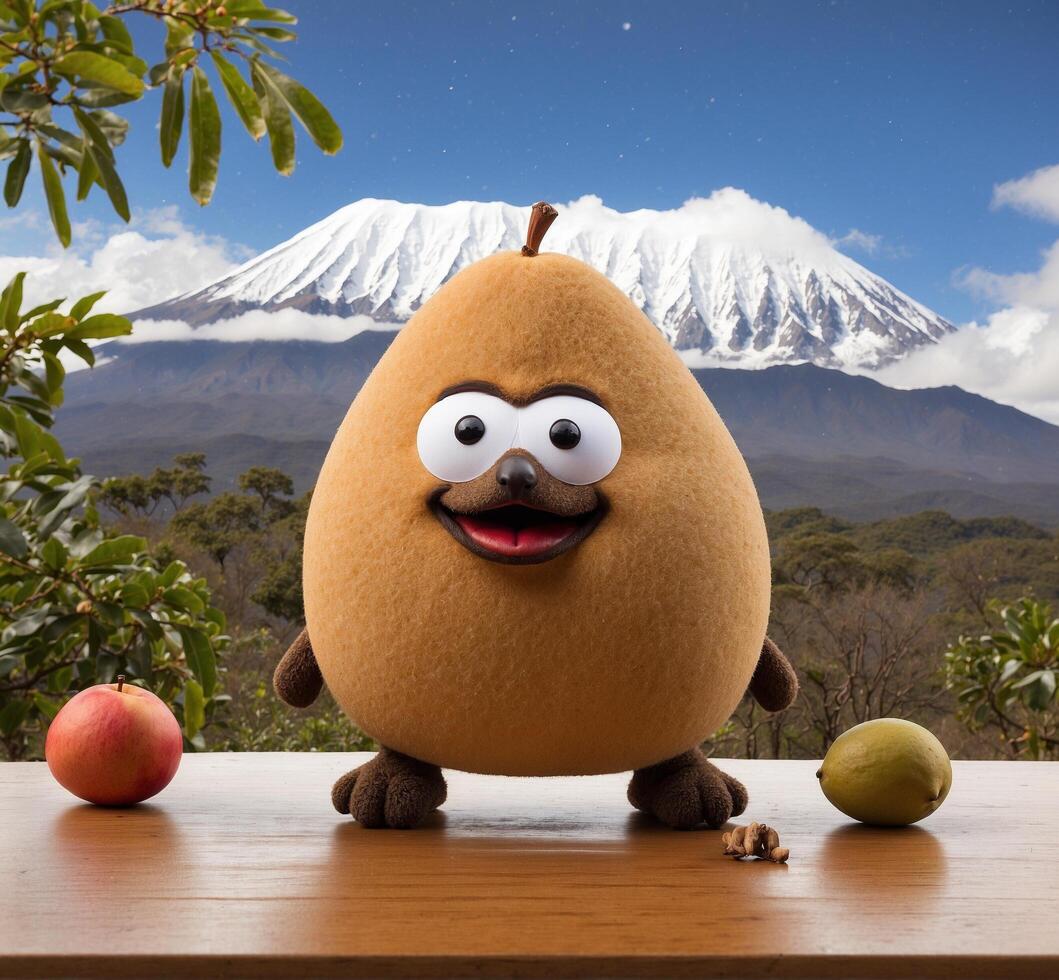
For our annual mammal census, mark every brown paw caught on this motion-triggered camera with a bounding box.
[332,748,447,829]
[628,748,748,830]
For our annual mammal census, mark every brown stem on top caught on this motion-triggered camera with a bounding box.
[116,674,125,693]
[521,201,558,256]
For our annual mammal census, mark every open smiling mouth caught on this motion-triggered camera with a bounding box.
[431,499,606,564]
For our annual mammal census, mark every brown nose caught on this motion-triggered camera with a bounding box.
[496,455,538,498]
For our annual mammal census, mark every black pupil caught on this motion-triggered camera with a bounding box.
[454,415,485,445]
[549,418,581,449]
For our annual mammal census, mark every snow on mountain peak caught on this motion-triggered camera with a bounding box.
[136,192,954,369]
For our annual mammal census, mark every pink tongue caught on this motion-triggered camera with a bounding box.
[455,514,577,557]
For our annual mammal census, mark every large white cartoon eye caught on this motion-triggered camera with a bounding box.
[519,395,622,485]
[417,391,518,482]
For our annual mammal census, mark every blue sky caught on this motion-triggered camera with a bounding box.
[5,0,1059,324]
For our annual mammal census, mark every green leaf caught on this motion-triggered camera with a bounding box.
[67,312,131,341]
[210,52,264,140]
[0,270,25,331]
[62,337,94,366]
[86,142,129,221]
[80,534,145,567]
[163,15,195,58]
[99,14,134,52]
[37,124,83,152]
[89,109,129,148]
[73,107,129,222]
[188,66,221,205]
[118,582,150,607]
[183,679,205,739]
[37,141,71,248]
[163,586,205,614]
[171,48,197,68]
[76,148,98,201]
[42,351,65,401]
[0,516,27,559]
[0,698,30,736]
[229,1,297,23]
[253,26,297,41]
[160,68,185,168]
[0,87,49,112]
[159,561,184,588]
[70,87,140,109]
[251,62,293,175]
[41,535,67,570]
[20,298,64,321]
[129,608,163,642]
[40,611,82,645]
[33,693,61,722]
[72,105,115,160]
[998,659,1021,683]
[3,139,30,207]
[70,290,106,321]
[53,51,144,97]
[177,625,217,698]
[256,61,341,154]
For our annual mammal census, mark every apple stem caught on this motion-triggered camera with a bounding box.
[116,674,125,693]
[521,201,558,256]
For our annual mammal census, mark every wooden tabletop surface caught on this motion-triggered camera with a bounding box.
[1,752,1056,978]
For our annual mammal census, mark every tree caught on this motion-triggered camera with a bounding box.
[239,465,294,519]
[0,0,341,245]
[0,2,339,757]
[248,490,305,623]
[171,490,261,571]
[944,598,1058,759]
[102,451,210,516]
[0,275,227,759]
[777,584,947,754]
[773,531,916,595]
[165,462,303,626]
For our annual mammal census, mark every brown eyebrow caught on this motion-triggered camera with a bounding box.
[435,380,506,401]
[524,383,604,407]
[435,380,604,407]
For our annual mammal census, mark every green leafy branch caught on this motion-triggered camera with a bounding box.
[0,271,228,758]
[0,0,342,245]
[944,597,1059,759]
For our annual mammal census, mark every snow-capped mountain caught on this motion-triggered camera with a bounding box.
[135,193,954,369]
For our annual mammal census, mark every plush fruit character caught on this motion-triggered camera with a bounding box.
[45,675,183,805]
[275,202,797,829]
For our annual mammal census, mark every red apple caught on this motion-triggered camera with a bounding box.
[45,676,183,806]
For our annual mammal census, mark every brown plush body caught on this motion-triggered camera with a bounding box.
[276,204,796,826]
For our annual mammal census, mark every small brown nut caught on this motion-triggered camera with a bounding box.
[76,599,93,614]
[770,847,790,863]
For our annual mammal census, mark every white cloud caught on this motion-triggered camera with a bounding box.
[124,308,398,344]
[876,305,1059,423]
[0,206,251,316]
[562,189,841,263]
[877,169,1059,424]
[992,163,1059,223]
[835,228,882,254]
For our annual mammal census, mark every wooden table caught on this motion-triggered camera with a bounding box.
[1,753,1056,978]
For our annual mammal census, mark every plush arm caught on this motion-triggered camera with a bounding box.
[273,629,324,708]
[747,636,798,711]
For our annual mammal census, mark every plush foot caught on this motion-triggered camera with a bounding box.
[628,747,748,830]
[332,747,447,829]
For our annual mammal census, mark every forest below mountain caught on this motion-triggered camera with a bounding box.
[59,342,1059,526]
[100,454,1059,762]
